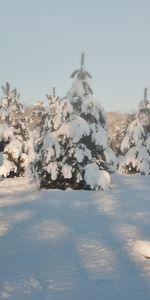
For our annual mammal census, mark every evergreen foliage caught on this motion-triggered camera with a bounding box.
[0,82,35,178]
[108,113,135,156]
[31,55,116,190]
[118,117,150,175]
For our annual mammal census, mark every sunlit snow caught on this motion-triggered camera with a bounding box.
[0,175,150,299]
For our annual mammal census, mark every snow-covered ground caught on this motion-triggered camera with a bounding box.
[0,175,150,300]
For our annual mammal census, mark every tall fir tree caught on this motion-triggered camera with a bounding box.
[31,55,116,190]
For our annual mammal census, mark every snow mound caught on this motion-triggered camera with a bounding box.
[84,163,111,190]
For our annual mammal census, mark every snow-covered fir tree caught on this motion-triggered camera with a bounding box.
[108,112,135,156]
[0,82,35,178]
[31,88,60,154]
[118,116,150,175]
[32,54,116,190]
[43,86,60,133]
[138,87,150,133]
[28,101,47,155]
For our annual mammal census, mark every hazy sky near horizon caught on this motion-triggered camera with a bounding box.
[0,0,150,112]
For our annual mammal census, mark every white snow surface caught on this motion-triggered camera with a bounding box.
[84,163,111,190]
[0,175,150,300]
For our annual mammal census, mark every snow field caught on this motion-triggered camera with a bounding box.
[0,175,150,299]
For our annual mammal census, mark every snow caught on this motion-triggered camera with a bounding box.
[46,162,58,181]
[84,163,111,190]
[74,144,91,163]
[119,145,150,175]
[0,108,10,121]
[121,119,145,153]
[70,117,90,143]
[61,164,72,179]
[5,138,23,160]
[0,124,12,142]
[56,116,90,144]
[1,175,150,299]
[43,133,61,161]
[81,95,106,125]
[0,154,16,177]
[69,78,85,98]
[90,123,107,146]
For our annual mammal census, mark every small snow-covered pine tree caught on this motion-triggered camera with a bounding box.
[118,118,150,175]
[0,82,35,178]
[139,88,150,133]
[32,55,116,190]
[118,90,150,175]
[108,112,135,156]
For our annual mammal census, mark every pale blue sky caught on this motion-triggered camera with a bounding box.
[0,0,150,112]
